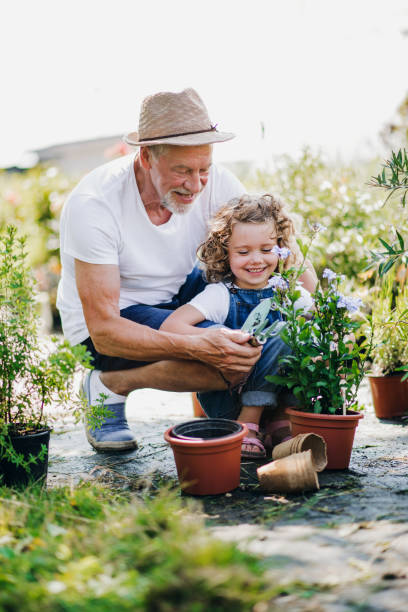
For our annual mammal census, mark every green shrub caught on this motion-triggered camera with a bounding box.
[0,166,75,269]
[242,148,403,281]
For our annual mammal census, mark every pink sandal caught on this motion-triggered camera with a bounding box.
[241,423,266,460]
[262,419,292,451]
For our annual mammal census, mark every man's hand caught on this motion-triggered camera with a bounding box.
[188,327,262,385]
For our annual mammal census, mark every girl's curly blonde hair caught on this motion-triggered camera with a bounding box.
[198,193,301,283]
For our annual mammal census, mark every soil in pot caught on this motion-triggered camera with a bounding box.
[164,419,247,495]
[368,374,408,419]
[286,408,363,470]
[0,428,51,488]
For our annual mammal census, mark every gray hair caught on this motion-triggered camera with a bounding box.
[147,144,171,159]
[147,143,213,159]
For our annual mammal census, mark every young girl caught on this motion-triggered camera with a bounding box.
[161,194,315,459]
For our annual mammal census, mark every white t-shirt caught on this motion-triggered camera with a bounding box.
[188,280,314,325]
[57,154,245,345]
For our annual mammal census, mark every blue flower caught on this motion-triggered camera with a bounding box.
[336,294,363,313]
[269,275,289,291]
[272,245,291,260]
[307,221,327,233]
[322,268,337,282]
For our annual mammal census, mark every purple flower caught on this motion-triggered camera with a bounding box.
[269,275,289,291]
[322,268,337,282]
[308,221,327,233]
[336,294,363,313]
[272,245,291,260]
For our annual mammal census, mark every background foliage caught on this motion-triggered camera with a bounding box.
[243,147,407,282]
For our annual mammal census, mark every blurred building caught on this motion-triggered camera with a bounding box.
[3,135,132,176]
[31,135,131,176]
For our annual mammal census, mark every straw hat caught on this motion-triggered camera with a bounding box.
[123,88,235,147]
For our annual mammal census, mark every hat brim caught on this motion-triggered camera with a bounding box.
[123,130,235,147]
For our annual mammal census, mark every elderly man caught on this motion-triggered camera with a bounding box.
[57,88,263,451]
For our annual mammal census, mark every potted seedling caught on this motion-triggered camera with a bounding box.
[366,148,408,415]
[259,226,373,469]
[0,225,93,487]
[365,278,408,418]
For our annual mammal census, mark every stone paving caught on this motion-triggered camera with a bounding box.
[48,379,408,611]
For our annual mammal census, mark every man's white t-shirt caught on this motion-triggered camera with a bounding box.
[57,154,245,345]
[188,280,314,324]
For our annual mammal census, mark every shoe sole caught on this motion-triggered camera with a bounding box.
[82,371,138,452]
[85,427,138,452]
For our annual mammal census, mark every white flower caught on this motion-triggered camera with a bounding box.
[322,268,337,282]
[47,581,67,594]
[319,181,332,191]
[272,245,291,260]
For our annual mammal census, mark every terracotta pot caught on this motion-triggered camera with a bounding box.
[257,449,319,493]
[191,392,206,418]
[368,374,408,419]
[272,433,327,472]
[0,428,50,487]
[286,407,363,470]
[164,420,247,495]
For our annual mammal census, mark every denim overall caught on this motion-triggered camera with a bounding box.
[197,284,291,420]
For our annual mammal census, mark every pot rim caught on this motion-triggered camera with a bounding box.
[367,373,407,379]
[5,426,52,438]
[164,424,248,448]
[286,407,364,421]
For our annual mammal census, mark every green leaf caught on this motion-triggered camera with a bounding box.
[396,229,405,250]
[378,238,395,253]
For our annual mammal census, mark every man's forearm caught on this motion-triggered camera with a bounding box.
[89,316,202,362]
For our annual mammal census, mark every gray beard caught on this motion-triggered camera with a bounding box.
[161,190,196,215]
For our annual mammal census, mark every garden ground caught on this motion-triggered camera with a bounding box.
[48,380,408,611]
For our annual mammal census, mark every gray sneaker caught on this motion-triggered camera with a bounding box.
[82,371,138,452]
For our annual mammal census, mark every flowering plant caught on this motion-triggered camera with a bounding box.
[265,228,372,415]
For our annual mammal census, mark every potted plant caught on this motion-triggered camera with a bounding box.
[365,279,408,418]
[0,225,93,487]
[264,232,372,469]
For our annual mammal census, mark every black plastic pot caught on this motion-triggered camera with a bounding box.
[172,418,243,440]
[0,428,51,488]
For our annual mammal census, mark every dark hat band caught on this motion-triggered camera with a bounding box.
[138,124,218,142]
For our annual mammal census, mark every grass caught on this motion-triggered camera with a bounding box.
[0,483,277,611]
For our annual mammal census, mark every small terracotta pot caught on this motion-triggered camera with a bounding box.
[272,433,327,472]
[368,374,408,419]
[164,420,247,495]
[257,449,319,493]
[286,407,363,470]
[191,392,207,418]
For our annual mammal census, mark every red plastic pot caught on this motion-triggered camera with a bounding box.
[164,420,247,495]
[368,374,408,419]
[286,407,363,470]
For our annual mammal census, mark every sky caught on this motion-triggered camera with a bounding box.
[2,0,408,168]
